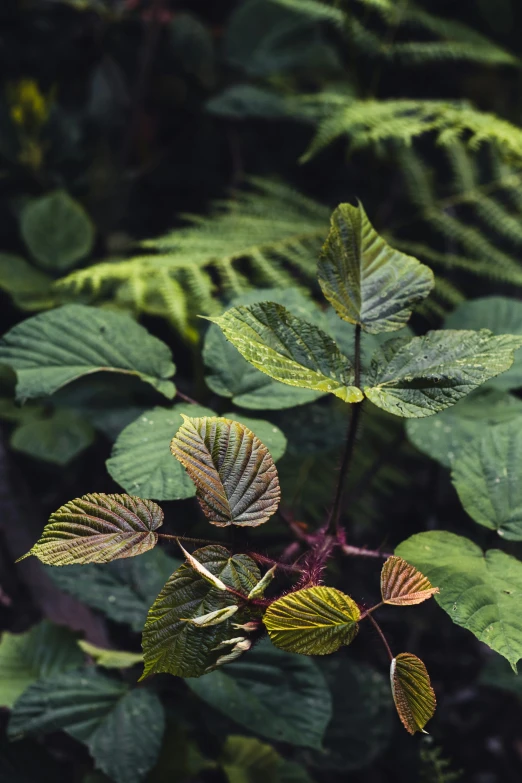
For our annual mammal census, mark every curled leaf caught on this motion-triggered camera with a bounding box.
[18,493,163,566]
[178,542,229,591]
[381,555,439,606]
[248,565,277,599]
[182,606,239,627]
[171,415,280,527]
[390,653,436,734]
[263,586,360,655]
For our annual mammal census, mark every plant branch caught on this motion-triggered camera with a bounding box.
[342,545,392,559]
[366,612,394,662]
[246,551,303,574]
[176,389,200,405]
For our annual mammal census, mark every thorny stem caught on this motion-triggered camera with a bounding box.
[246,552,303,574]
[328,324,363,535]
[366,612,394,662]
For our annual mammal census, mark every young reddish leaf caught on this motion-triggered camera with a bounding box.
[263,586,360,655]
[381,555,439,606]
[390,653,436,734]
[18,493,163,566]
[171,415,280,527]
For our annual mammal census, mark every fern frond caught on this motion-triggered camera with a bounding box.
[55,179,329,338]
[301,98,522,163]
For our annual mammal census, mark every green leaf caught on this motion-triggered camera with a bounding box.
[8,669,165,783]
[263,586,360,654]
[0,621,84,708]
[171,416,280,527]
[10,408,95,465]
[220,736,280,783]
[78,641,143,669]
[406,389,522,468]
[187,639,331,749]
[318,203,433,334]
[396,531,522,670]
[0,304,176,402]
[390,653,436,734]
[141,545,260,678]
[0,253,54,310]
[365,330,522,417]
[445,297,522,390]
[107,404,215,500]
[223,414,287,462]
[20,190,95,271]
[46,548,180,632]
[381,555,439,606]
[480,654,522,699]
[451,420,522,540]
[20,493,163,565]
[209,302,363,403]
[309,657,392,771]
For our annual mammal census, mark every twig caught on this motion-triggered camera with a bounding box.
[246,551,303,574]
[366,612,394,662]
[176,389,200,406]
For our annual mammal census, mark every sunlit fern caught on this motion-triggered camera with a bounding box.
[55,179,329,340]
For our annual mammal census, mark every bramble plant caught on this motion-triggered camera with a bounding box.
[11,200,522,750]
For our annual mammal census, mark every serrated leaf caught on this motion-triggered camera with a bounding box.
[78,641,143,669]
[381,555,439,606]
[20,190,95,271]
[406,388,522,468]
[223,413,287,462]
[46,548,180,632]
[8,669,164,783]
[187,639,331,749]
[141,545,260,678]
[396,531,522,671]
[451,420,522,540]
[20,493,163,566]
[390,653,436,734]
[107,404,215,501]
[209,302,363,403]
[445,297,522,391]
[171,416,280,527]
[0,621,84,707]
[263,586,360,655]
[319,203,433,334]
[365,330,522,418]
[0,304,176,402]
[11,408,95,465]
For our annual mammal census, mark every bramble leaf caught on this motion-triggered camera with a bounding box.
[365,329,522,417]
[396,531,522,671]
[78,641,143,669]
[381,555,439,606]
[141,545,260,678]
[171,415,280,527]
[19,493,163,566]
[319,202,433,334]
[451,420,522,540]
[208,302,363,403]
[0,304,176,402]
[390,653,436,734]
[8,669,164,783]
[263,586,360,655]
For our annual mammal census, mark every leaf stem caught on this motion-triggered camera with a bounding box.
[246,551,303,574]
[342,545,392,559]
[366,612,394,662]
[176,390,200,406]
[359,601,384,620]
[158,534,220,546]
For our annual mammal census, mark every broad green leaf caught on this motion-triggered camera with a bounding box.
[0,253,54,310]
[107,404,214,500]
[11,408,95,465]
[20,190,95,271]
[390,653,436,734]
[396,531,522,670]
[451,420,522,540]
[318,203,433,334]
[263,586,360,654]
[381,555,439,606]
[223,414,287,462]
[47,548,180,632]
[8,669,165,783]
[0,621,83,707]
[171,416,280,527]
[406,389,522,467]
[203,288,327,410]
[209,302,363,403]
[365,330,522,418]
[141,545,260,678]
[220,736,280,783]
[0,304,176,402]
[445,297,522,390]
[309,657,392,771]
[78,641,143,669]
[481,654,522,699]
[20,493,164,565]
[187,640,332,749]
